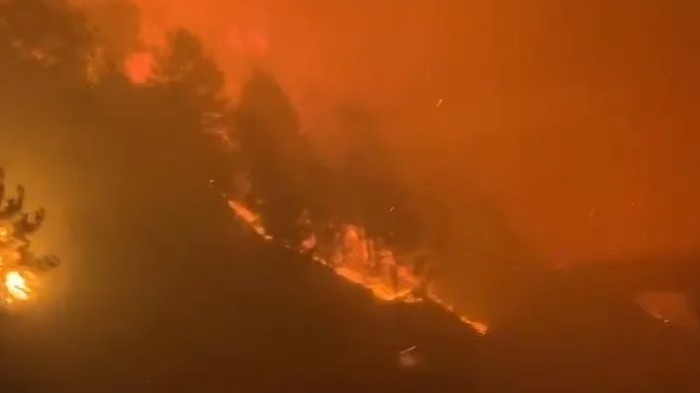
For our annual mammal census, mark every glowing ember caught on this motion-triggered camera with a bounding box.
[4,270,30,303]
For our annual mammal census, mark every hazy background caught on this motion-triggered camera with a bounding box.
[2,1,700,391]
[74,0,700,318]
[98,0,700,264]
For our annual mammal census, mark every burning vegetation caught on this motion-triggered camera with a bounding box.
[221,70,489,335]
[0,168,59,306]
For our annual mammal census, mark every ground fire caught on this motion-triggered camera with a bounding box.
[226,196,488,335]
[0,168,59,307]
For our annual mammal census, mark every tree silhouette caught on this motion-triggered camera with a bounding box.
[0,0,237,269]
[233,69,311,240]
[0,0,92,74]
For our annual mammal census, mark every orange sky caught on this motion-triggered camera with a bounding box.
[84,0,700,266]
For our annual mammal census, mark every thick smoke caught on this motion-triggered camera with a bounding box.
[66,0,700,321]
[4,0,699,318]
[3,1,700,391]
[88,0,700,264]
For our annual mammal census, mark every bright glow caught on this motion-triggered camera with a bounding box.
[4,271,30,302]
[124,51,155,85]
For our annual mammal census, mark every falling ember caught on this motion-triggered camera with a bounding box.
[0,173,56,308]
[227,199,488,335]
[4,270,30,303]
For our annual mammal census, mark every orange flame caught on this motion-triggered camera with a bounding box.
[3,270,31,304]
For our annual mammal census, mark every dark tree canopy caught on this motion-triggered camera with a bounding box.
[0,0,238,252]
[0,0,92,75]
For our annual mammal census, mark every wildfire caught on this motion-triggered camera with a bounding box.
[227,199,489,335]
[227,200,273,240]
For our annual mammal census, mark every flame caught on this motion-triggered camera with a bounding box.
[124,51,156,85]
[227,200,273,240]
[4,270,30,303]
[227,199,488,335]
[1,243,35,306]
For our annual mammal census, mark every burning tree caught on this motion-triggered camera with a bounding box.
[0,168,59,306]
[227,71,488,334]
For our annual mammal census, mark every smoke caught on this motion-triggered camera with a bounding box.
[61,0,700,322]
[72,0,700,263]
[3,2,700,390]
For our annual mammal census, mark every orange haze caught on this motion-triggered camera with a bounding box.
[86,0,700,266]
